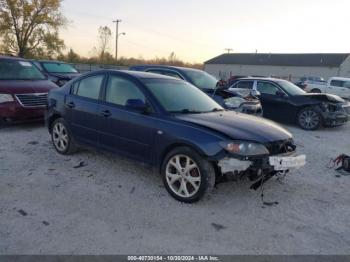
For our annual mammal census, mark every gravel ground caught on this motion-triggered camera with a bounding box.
[0,122,349,255]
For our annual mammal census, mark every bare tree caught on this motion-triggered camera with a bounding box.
[93,26,112,63]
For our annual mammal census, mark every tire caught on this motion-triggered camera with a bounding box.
[161,146,216,203]
[310,89,321,93]
[297,107,322,130]
[51,118,78,155]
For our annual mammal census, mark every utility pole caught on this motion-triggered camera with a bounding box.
[225,48,233,54]
[113,19,122,61]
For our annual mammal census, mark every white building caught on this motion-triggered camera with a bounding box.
[204,53,350,82]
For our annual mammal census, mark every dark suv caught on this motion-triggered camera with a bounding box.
[46,70,305,203]
[0,56,58,125]
[130,65,263,116]
[31,60,80,87]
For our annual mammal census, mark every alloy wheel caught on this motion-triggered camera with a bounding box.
[299,109,320,130]
[52,122,69,152]
[165,155,201,198]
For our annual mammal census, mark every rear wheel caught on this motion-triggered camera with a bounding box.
[161,147,215,203]
[297,107,322,130]
[51,118,77,155]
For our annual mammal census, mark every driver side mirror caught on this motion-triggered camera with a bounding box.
[125,99,148,113]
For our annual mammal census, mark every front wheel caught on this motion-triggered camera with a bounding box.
[161,147,215,203]
[297,107,322,130]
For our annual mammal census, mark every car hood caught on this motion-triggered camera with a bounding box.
[49,72,81,80]
[298,93,345,103]
[0,80,58,94]
[176,111,292,143]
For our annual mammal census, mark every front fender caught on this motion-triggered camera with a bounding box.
[153,118,227,168]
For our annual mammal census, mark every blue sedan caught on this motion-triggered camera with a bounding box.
[46,70,305,203]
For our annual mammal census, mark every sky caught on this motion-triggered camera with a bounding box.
[60,0,350,63]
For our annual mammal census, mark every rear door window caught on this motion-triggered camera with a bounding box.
[257,81,280,95]
[235,81,254,89]
[330,80,344,87]
[74,75,104,100]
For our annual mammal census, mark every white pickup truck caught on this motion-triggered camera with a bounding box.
[304,77,350,100]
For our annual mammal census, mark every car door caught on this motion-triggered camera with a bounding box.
[256,81,290,120]
[65,73,105,146]
[97,74,158,163]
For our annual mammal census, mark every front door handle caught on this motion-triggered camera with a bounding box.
[101,110,111,117]
[66,102,75,109]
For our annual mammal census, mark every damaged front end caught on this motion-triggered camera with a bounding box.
[216,139,306,190]
[320,101,350,126]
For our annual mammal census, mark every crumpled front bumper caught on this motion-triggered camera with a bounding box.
[218,154,306,174]
[322,103,350,126]
[322,112,349,126]
[218,153,306,189]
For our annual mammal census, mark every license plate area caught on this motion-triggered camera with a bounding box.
[269,155,306,171]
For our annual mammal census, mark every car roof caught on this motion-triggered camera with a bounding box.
[0,55,26,61]
[130,64,202,73]
[90,69,180,80]
[33,59,68,64]
[234,77,282,82]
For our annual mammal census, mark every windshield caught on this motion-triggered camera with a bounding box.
[183,69,218,90]
[277,80,306,96]
[0,60,46,80]
[145,79,223,113]
[42,62,78,73]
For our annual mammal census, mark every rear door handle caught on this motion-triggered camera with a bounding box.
[101,110,111,117]
[66,102,75,109]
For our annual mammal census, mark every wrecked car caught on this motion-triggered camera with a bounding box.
[129,65,263,116]
[46,70,305,203]
[229,78,350,130]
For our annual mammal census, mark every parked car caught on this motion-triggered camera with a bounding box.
[46,70,305,203]
[0,56,58,126]
[303,77,350,100]
[31,60,80,87]
[129,65,263,116]
[229,78,350,130]
[295,76,326,89]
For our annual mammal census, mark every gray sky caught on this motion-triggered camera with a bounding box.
[61,0,350,63]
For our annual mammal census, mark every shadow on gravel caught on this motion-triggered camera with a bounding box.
[0,121,45,131]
